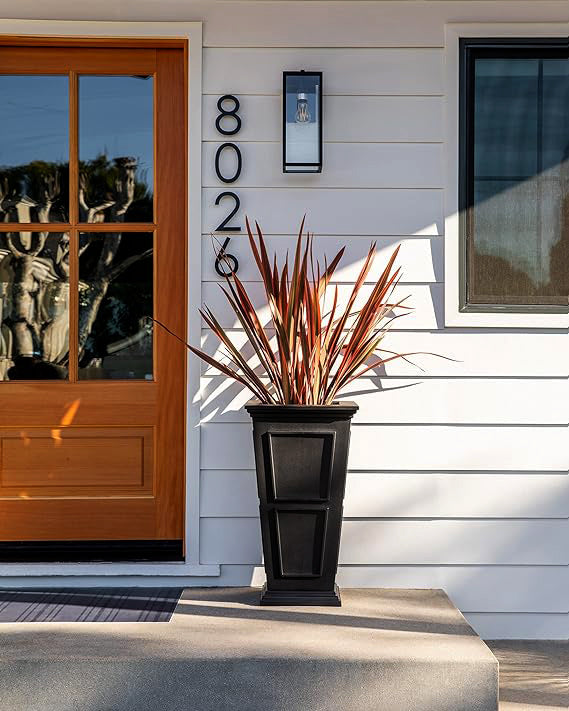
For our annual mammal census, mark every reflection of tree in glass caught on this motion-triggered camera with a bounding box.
[0,153,152,224]
[79,154,152,223]
[79,233,152,376]
[0,232,69,379]
[0,155,152,380]
[0,160,69,223]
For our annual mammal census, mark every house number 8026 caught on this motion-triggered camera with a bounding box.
[214,95,241,277]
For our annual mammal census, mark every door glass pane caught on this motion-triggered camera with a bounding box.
[0,232,69,380]
[78,232,153,379]
[0,76,69,223]
[78,76,154,223]
[470,56,568,306]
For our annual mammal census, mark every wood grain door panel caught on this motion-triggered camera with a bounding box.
[0,43,187,550]
[0,427,153,492]
[0,47,157,74]
[0,498,157,541]
[0,383,157,426]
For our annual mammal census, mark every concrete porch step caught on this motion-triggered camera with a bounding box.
[0,588,498,711]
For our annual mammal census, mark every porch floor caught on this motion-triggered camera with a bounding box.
[0,587,500,711]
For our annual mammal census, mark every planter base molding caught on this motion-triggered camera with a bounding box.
[260,582,341,606]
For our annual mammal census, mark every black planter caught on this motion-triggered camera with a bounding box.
[245,400,358,606]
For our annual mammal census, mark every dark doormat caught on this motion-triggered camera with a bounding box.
[0,588,183,622]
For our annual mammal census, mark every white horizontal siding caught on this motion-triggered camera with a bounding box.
[202,235,443,283]
[204,48,444,96]
[344,473,569,518]
[203,142,444,188]
[9,0,566,50]
[463,613,568,641]
[339,566,569,616]
[197,0,568,641]
[200,376,567,425]
[198,2,568,48]
[200,330,568,377]
[339,519,569,566]
[202,282,443,330]
[200,518,567,565]
[214,564,569,614]
[201,423,567,471]
[200,470,569,519]
[203,187,442,236]
[203,96,444,143]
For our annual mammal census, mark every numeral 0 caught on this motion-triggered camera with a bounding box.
[215,142,242,184]
[215,95,242,136]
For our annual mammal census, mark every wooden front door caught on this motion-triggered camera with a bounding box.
[0,41,187,558]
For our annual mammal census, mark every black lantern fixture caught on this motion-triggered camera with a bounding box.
[283,71,322,173]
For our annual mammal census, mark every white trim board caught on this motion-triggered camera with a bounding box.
[443,22,568,329]
[0,19,216,578]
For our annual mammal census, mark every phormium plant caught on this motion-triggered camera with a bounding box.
[160,217,433,405]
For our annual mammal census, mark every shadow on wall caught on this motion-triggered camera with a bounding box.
[197,139,568,635]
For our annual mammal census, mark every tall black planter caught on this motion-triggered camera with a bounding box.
[245,401,358,606]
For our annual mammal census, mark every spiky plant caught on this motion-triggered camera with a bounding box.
[165,218,427,405]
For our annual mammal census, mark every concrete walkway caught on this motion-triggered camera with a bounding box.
[488,640,568,711]
[0,587,498,711]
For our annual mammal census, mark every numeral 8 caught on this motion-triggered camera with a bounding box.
[215,95,242,136]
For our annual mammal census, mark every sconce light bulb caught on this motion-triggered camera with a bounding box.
[295,93,311,123]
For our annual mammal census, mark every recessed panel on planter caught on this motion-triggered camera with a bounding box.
[274,509,327,578]
[267,432,335,501]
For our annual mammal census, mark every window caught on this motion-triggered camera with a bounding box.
[459,38,568,313]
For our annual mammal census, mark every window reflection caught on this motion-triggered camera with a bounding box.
[0,76,69,223]
[0,232,69,380]
[78,232,153,380]
[470,57,568,306]
[78,76,154,223]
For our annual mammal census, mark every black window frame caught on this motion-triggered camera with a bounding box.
[459,37,568,314]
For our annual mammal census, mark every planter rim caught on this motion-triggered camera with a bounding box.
[245,399,358,416]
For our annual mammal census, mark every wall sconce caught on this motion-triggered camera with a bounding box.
[283,71,322,173]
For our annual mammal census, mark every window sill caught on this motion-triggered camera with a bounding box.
[445,306,567,329]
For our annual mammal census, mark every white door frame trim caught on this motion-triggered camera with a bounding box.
[0,19,219,580]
